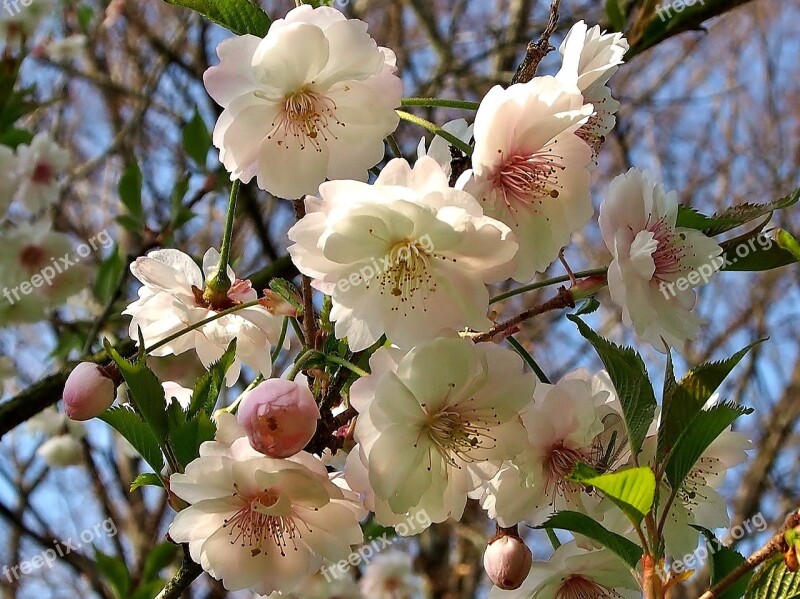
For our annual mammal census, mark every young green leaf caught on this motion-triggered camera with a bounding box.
[161,0,272,36]
[568,315,657,457]
[94,244,126,304]
[106,344,169,442]
[665,401,753,490]
[605,0,627,31]
[696,528,753,599]
[719,230,799,272]
[182,109,211,166]
[168,412,216,468]
[535,511,643,569]
[94,549,131,599]
[676,188,800,237]
[745,555,800,599]
[118,161,144,224]
[658,341,761,460]
[141,542,179,583]
[99,407,165,473]
[188,339,237,418]
[571,464,656,524]
[130,472,164,492]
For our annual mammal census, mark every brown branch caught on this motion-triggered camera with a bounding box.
[471,286,575,343]
[698,511,800,599]
[155,544,202,599]
[510,0,561,84]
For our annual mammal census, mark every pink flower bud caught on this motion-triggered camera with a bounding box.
[63,362,117,421]
[237,378,320,458]
[483,534,532,590]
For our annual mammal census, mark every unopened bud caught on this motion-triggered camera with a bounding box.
[37,435,83,467]
[260,289,299,317]
[63,362,117,421]
[483,533,532,590]
[237,377,320,458]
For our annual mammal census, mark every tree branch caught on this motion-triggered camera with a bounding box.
[510,0,561,84]
[156,545,203,599]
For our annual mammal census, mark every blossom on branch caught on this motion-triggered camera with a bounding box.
[204,5,403,199]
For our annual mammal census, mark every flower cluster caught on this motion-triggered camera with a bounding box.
[55,6,761,598]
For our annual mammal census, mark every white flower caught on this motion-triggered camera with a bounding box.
[344,337,534,528]
[43,34,87,61]
[599,168,723,351]
[360,551,428,599]
[37,434,84,467]
[460,76,593,280]
[654,428,752,558]
[259,575,363,599]
[489,542,640,599]
[417,118,473,180]
[162,381,192,409]
[288,157,517,351]
[556,21,628,162]
[169,414,366,596]
[123,248,285,386]
[0,145,17,215]
[204,4,402,199]
[0,219,90,325]
[13,132,70,213]
[475,370,623,527]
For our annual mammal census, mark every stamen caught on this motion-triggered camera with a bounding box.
[491,144,566,217]
[262,87,342,151]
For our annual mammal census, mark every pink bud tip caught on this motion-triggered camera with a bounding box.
[237,378,320,458]
[484,534,533,590]
[63,362,116,421]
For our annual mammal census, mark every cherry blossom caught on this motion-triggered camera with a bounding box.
[599,168,723,351]
[12,132,70,213]
[204,4,402,199]
[288,157,517,351]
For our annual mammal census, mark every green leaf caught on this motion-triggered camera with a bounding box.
[142,542,178,583]
[571,464,656,524]
[535,511,643,568]
[568,316,657,457]
[161,0,272,36]
[665,401,753,490]
[188,339,237,418]
[745,555,800,599]
[719,230,799,272]
[118,161,144,223]
[115,214,142,233]
[94,244,126,304]
[94,549,131,599]
[575,297,600,316]
[696,528,752,599]
[77,4,94,32]
[658,341,761,460]
[99,407,164,473]
[0,127,32,148]
[605,0,626,31]
[677,188,800,237]
[182,109,211,165]
[169,412,216,468]
[106,344,169,442]
[130,472,164,492]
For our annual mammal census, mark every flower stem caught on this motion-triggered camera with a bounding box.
[287,349,318,381]
[145,299,261,355]
[401,97,480,111]
[396,110,473,156]
[326,355,369,377]
[489,267,608,305]
[507,336,551,384]
[205,180,240,298]
[271,317,289,365]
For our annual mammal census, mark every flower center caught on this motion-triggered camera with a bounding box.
[679,455,721,506]
[266,87,341,151]
[647,215,686,277]
[19,245,48,272]
[32,162,56,185]
[546,443,586,497]
[556,575,621,599]
[575,115,605,162]
[421,398,500,468]
[375,238,442,307]
[223,485,306,557]
[491,146,565,213]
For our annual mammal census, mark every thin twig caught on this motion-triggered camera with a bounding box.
[510,0,562,84]
[155,544,203,599]
[472,287,575,343]
[698,511,800,599]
